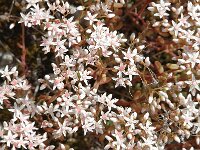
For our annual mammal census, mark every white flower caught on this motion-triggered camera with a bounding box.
[84,11,98,25]
[185,74,200,96]
[178,51,200,68]
[79,70,93,85]
[0,66,17,81]
[139,120,155,137]
[122,48,137,63]
[112,129,127,150]
[181,94,198,114]
[181,29,195,43]
[188,2,200,20]
[181,111,194,128]
[125,65,138,81]
[40,36,55,54]
[168,21,182,37]
[141,136,157,149]
[124,113,139,131]
[153,0,171,18]
[82,116,95,135]
[178,14,190,28]
[114,62,127,77]
[42,102,59,119]
[55,120,72,137]
[112,76,127,87]
[100,111,110,124]
[51,77,64,90]
[105,94,118,112]
[2,130,18,147]
[57,1,70,14]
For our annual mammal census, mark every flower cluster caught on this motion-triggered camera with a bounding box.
[0,0,200,149]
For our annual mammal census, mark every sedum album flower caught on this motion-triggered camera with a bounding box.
[151,0,171,18]
[178,51,200,68]
[185,74,200,96]
[111,129,127,150]
[0,66,17,81]
[168,21,182,37]
[84,11,98,25]
[1,0,199,149]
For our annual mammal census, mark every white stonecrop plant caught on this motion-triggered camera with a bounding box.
[0,0,199,149]
[147,0,200,149]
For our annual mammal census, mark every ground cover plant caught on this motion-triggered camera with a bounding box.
[0,0,200,149]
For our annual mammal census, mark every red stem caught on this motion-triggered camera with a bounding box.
[21,23,27,74]
[138,0,152,17]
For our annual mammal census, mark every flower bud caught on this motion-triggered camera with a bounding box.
[9,23,15,29]
[144,112,149,120]
[171,7,177,12]
[150,105,155,113]
[184,130,190,139]
[107,13,115,18]
[45,75,50,80]
[90,108,96,114]
[77,6,85,10]
[147,7,155,11]
[157,104,161,109]
[145,57,151,67]
[153,22,160,27]
[138,45,145,50]
[57,97,62,102]
[197,94,200,101]
[174,135,180,143]
[169,103,174,109]
[177,129,183,135]
[37,106,43,112]
[148,93,153,103]
[152,100,157,107]
[130,32,135,41]
[164,135,168,143]
[196,137,200,145]
[56,0,60,5]
[115,57,121,63]
[127,133,132,140]
[174,116,179,121]
[60,143,65,150]
[185,124,191,129]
